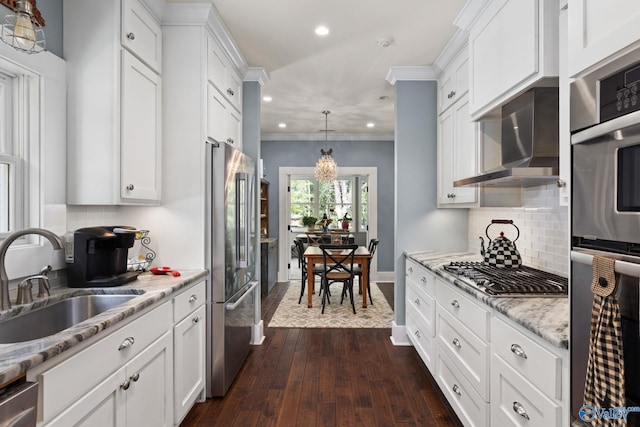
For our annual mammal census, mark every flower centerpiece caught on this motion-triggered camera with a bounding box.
[316,214,333,233]
[341,213,352,230]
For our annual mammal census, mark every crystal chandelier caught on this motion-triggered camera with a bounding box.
[0,0,45,54]
[315,110,338,182]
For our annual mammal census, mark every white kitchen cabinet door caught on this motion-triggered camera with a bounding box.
[121,50,162,202]
[469,0,558,119]
[121,0,162,74]
[207,35,242,113]
[438,95,478,206]
[227,108,242,150]
[439,52,470,114]
[125,331,173,427]
[207,83,242,149]
[568,0,640,77]
[174,305,206,425]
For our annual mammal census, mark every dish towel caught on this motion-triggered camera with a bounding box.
[583,255,626,426]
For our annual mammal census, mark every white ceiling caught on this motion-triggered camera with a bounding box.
[209,0,467,139]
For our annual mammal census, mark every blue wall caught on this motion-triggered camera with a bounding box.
[0,1,63,58]
[261,139,394,272]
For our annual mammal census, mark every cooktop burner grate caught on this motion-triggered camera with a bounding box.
[442,261,568,297]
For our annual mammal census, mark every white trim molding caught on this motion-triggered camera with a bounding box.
[385,66,437,85]
[390,322,411,346]
[261,133,394,142]
[244,67,270,86]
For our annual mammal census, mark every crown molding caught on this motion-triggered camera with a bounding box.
[261,133,394,142]
[385,66,437,85]
[432,28,469,76]
[244,67,270,86]
[162,2,248,77]
[454,0,491,31]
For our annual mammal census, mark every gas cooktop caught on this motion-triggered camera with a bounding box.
[442,261,568,297]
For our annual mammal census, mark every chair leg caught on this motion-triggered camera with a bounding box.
[298,272,307,304]
[348,279,356,314]
[321,278,330,314]
[367,280,373,305]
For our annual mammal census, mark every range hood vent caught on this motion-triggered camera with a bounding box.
[454,88,559,188]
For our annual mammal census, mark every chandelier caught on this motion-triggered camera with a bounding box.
[0,0,45,54]
[315,110,338,182]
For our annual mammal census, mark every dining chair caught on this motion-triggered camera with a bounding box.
[319,244,358,314]
[305,232,325,246]
[295,238,324,304]
[353,238,379,305]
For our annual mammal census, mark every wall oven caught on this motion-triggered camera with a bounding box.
[571,49,640,425]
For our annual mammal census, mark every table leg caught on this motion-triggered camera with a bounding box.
[307,259,314,308]
[362,260,369,308]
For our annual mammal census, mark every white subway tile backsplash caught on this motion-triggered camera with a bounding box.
[67,206,122,232]
[468,184,569,276]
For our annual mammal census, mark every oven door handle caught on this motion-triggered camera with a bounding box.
[571,250,640,278]
[572,109,640,144]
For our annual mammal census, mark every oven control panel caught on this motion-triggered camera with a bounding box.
[600,62,640,122]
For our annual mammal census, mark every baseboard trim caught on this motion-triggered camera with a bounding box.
[390,321,411,346]
[373,271,394,282]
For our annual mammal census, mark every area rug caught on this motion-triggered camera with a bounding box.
[268,282,394,328]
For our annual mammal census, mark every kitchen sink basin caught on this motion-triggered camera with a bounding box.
[0,294,141,344]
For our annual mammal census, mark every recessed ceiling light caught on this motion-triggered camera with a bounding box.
[366,122,375,128]
[315,25,329,36]
[278,123,287,128]
[262,95,272,102]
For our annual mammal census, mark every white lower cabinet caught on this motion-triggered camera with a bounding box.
[47,331,173,427]
[404,256,568,427]
[173,280,206,426]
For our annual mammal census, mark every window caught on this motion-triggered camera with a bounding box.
[0,71,20,233]
[290,175,368,232]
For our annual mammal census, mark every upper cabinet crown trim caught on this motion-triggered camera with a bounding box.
[162,3,248,78]
[386,66,437,85]
[244,67,270,86]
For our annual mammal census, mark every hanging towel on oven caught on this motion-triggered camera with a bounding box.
[583,255,626,426]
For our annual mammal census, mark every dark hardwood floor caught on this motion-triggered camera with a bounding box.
[180,282,463,427]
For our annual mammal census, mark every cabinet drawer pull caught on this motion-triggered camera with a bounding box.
[118,337,135,351]
[408,266,413,273]
[227,88,235,96]
[188,294,198,303]
[420,276,427,284]
[451,300,460,309]
[120,380,131,390]
[126,32,135,41]
[227,138,234,144]
[414,330,421,338]
[513,402,530,420]
[192,316,200,323]
[452,384,461,396]
[452,338,461,348]
[126,184,134,191]
[510,343,528,359]
[414,298,420,306]
[130,373,140,382]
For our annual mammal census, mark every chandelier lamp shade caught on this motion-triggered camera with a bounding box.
[315,110,338,182]
[0,0,45,54]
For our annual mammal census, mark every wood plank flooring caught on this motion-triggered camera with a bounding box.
[180,282,462,427]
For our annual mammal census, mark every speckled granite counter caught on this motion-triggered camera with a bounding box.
[0,270,207,385]
[406,251,569,350]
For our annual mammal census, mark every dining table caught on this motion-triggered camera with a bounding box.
[303,245,372,309]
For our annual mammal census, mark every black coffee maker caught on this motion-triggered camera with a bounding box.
[67,226,141,287]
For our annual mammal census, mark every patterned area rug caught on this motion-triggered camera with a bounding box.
[268,282,394,328]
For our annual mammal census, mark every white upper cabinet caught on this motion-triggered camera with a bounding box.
[121,0,162,73]
[207,36,243,113]
[66,0,162,205]
[439,53,470,114]
[568,0,640,77]
[468,0,559,120]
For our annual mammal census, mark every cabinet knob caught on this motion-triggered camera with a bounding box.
[126,184,134,191]
[408,267,413,273]
[120,380,131,390]
[510,343,528,359]
[118,337,135,351]
[127,32,135,41]
[227,88,235,96]
[556,179,566,188]
[189,294,198,303]
[513,402,530,420]
[130,373,140,382]
[414,330,421,338]
[452,337,461,348]
[414,298,420,306]
[451,300,460,309]
[192,316,200,324]
[420,277,427,284]
[452,384,461,396]
[227,138,234,144]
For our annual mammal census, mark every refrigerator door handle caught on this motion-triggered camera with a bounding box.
[226,281,258,311]
[236,172,249,268]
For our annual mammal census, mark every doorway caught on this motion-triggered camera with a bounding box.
[277,167,378,283]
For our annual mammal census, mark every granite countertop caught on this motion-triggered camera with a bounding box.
[0,270,208,385]
[406,251,569,350]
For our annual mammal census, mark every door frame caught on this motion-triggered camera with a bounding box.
[278,167,378,282]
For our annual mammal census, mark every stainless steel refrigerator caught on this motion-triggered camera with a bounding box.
[205,141,258,397]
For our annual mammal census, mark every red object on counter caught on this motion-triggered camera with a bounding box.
[150,266,181,277]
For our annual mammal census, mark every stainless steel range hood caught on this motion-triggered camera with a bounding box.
[454,88,559,188]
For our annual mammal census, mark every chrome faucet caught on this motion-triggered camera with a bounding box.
[0,228,64,310]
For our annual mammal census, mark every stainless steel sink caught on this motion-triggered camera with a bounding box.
[0,294,140,344]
